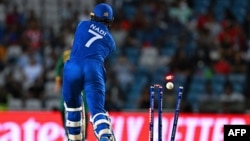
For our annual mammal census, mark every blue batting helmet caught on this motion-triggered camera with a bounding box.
[90,3,114,23]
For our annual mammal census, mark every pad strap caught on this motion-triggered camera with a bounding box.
[64,103,82,112]
[93,119,111,129]
[68,133,82,140]
[66,120,83,127]
[97,129,112,139]
[90,112,109,122]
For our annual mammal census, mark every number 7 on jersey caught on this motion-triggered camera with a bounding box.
[85,29,103,47]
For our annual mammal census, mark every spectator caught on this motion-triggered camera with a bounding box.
[18,48,42,67]
[203,11,222,37]
[110,15,129,48]
[198,80,217,102]
[106,73,126,108]
[78,8,90,21]
[105,92,121,112]
[230,51,247,74]
[220,81,244,102]
[168,0,193,25]
[5,70,23,99]
[60,1,75,22]
[213,56,231,75]
[194,28,213,66]
[219,81,245,113]
[25,9,39,25]
[169,47,194,76]
[217,19,246,55]
[22,54,43,91]
[137,85,150,109]
[4,23,21,45]
[26,77,44,99]
[21,19,42,51]
[197,80,220,112]
[5,4,24,29]
[112,54,135,94]
[139,46,159,72]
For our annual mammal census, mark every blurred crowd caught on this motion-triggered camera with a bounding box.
[0,0,250,113]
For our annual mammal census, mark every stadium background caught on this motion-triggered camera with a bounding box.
[0,0,250,140]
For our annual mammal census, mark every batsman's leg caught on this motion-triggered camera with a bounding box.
[85,88,116,141]
[90,112,116,141]
[83,61,116,141]
[62,60,88,141]
[64,93,87,141]
[64,99,84,141]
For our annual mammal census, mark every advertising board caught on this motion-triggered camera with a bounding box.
[0,111,249,141]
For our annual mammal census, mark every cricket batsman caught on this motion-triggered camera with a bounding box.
[62,3,116,141]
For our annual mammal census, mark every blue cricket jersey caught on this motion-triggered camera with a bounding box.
[70,20,116,62]
[62,20,116,115]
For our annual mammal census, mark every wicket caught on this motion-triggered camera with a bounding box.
[149,84,183,141]
[149,84,163,141]
[170,86,183,141]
